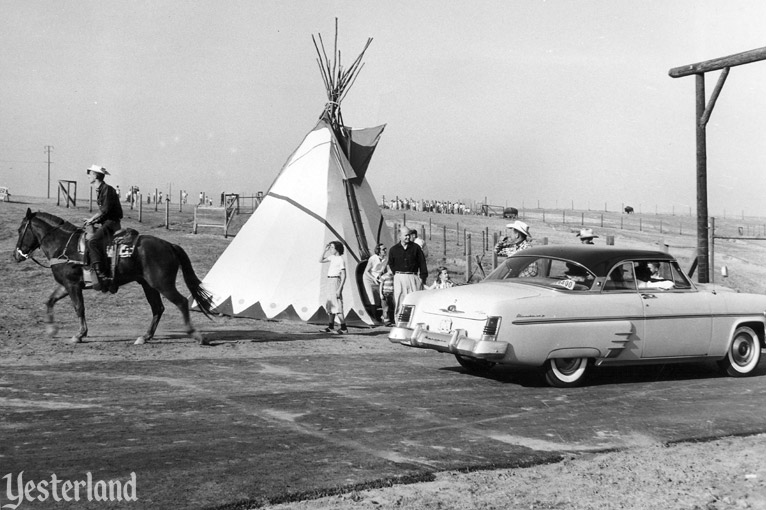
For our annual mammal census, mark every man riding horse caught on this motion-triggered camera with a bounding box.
[84,164,123,291]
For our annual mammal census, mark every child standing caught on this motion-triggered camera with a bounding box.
[379,270,395,326]
[427,267,454,290]
[319,241,348,334]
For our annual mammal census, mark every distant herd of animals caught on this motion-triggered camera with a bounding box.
[501,206,635,218]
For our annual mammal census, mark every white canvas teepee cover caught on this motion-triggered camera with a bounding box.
[202,117,392,326]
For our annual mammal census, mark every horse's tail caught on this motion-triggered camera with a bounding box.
[172,244,215,319]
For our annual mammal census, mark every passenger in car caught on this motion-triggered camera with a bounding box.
[635,262,674,290]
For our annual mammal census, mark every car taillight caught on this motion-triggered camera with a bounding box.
[397,305,414,325]
[481,316,502,341]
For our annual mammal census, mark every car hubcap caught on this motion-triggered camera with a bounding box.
[732,335,753,366]
[556,358,581,375]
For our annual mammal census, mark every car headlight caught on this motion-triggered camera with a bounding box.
[397,305,415,325]
[481,316,502,341]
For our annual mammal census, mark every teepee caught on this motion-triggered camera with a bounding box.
[201,24,392,327]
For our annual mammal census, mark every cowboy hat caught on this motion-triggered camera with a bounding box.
[86,165,110,176]
[506,220,530,238]
[577,228,598,239]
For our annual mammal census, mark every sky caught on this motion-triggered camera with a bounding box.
[2,1,766,217]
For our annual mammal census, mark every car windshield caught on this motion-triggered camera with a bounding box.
[484,255,596,291]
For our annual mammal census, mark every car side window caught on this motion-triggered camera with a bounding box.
[669,262,693,290]
[603,262,636,292]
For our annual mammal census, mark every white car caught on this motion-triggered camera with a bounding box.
[389,246,766,387]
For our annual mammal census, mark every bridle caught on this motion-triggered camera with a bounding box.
[15,216,75,268]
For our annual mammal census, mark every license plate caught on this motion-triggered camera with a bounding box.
[438,319,452,333]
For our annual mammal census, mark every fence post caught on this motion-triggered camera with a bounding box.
[600,214,603,227]
[466,233,472,283]
[138,194,143,222]
[155,188,159,212]
[492,232,498,269]
[165,199,170,229]
[179,191,183,213]
[442,225,447,260]
[456,222,460,246]
[581,212,584,226]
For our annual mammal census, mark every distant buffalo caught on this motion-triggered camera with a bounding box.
[624,206,634,214]
[503,207,518,219]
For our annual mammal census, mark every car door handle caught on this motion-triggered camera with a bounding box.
[641,293,657,299]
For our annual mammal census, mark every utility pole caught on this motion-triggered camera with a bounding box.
[44,145,54,199]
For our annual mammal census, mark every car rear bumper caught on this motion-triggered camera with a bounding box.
[388,324,509,360]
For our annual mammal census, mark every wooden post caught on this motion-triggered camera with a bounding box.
[456,222,460,246]
[429,217,432,240]
[492,232,498,269]
[466,233,472,283]
[179,190,183,212]
[606,235,615,246]
[154,188,159,212]
[442,225,447,260]
[165,199,170,229]
[138,194,143,222]
[581,212,584,226]
[600,214,604,227]
[89,186,93,213]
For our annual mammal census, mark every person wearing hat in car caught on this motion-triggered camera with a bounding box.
[494,220,532,257]
[84,165,123,291]
[576,228,599,245]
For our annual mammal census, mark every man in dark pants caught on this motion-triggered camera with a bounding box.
[84,165,123,291]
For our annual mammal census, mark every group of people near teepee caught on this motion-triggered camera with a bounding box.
[319,224,452,334]
[320,217,609,335]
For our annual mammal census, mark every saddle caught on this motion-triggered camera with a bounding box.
[78,227,140,263]
[77,227,140,291]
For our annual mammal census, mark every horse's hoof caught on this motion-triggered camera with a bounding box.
[68,336,82,344]
[46,324,58,337]
[134,337,146,345]
[192,332,208,345]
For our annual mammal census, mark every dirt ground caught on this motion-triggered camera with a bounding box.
[269,435,766,510]
[4,196,766,510]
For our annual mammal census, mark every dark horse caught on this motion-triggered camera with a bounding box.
[13,209,215,345]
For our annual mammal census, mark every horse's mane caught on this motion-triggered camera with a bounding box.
[33,211,79,234]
